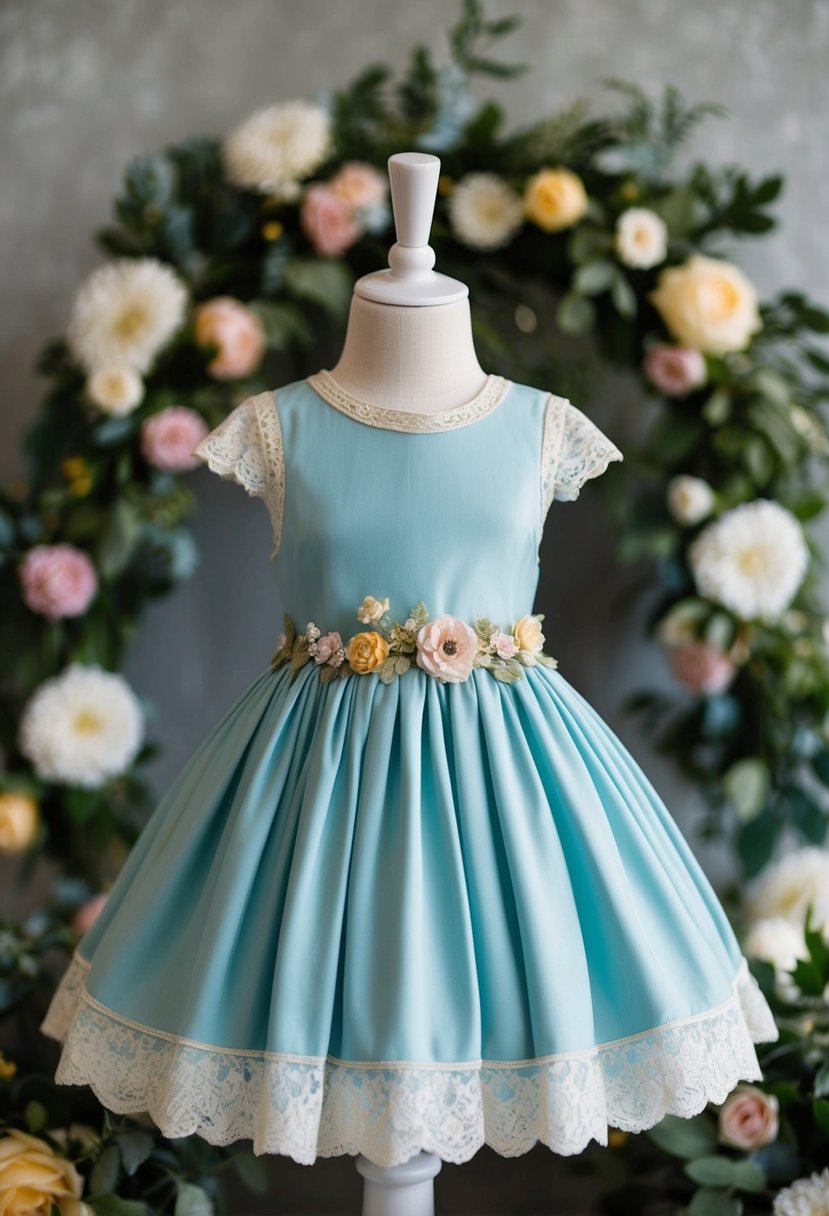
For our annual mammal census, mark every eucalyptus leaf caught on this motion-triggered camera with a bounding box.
[685,1155,736,1187]
[556,292,595,334]
[283,258,353,319]
[688,1188,743,1216]
[174,1182,214,1216]
[90,1144,121,1196]
[573,259,616,295]
[645,1112,718,1159]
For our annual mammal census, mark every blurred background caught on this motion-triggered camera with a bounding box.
[2,2,828,1212]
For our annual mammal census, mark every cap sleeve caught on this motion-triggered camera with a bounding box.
[540,393,623,528]
[191,390,285,559]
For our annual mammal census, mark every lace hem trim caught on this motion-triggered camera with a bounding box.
[540,395,624,523]
[306,370,512,433]
[40,951,778,1167]
[192,391,285,559]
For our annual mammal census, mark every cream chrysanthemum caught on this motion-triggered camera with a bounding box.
[67,258,188,375]
[86,365,145,416]
[19,663,144,789]
[746,846,829,935]
[448,173,524,250]
[222,100,332,198]
[615,207,668,269]
[688,499,809,621]
[773,1167,829,1216]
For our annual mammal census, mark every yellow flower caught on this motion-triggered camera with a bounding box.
[619,180,640,201]
[649,253,762,356]
[513,614,545,653]
[523,168,588,232]
[0,792,39,854]
[357,595,390,624]
[346,631,389,673]
[438,174,455,195]
[0,1128,93,1216]
[262,220,284,241]
[61,458,88,482]
[608,1128,629,1148]
[0,1052,17,1079]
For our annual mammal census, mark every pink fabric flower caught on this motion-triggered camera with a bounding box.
[643,344,707,397]
[313,631,343,664]
[300,183,361,256]
[141,406,209,473]
[193,296,267,380]
[19,544,98,621]
[493,631,518,659]
[416,614,479,683]
[72,892,108,936]
[718,1084,779,1150]
[329,161,387,210]
[668,642,736,694]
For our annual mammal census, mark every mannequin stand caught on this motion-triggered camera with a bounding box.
[355,1151,442,1216]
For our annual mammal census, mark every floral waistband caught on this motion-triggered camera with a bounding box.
[270,595,558,686]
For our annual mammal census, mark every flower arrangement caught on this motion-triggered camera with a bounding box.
[269,595,558,685]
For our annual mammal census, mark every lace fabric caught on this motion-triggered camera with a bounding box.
[192,392,285,559]
[540,395,624,532]
[40,951,777,1168]
[305,369,512,433]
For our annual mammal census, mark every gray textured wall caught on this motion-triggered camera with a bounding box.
[2,2,828,1211]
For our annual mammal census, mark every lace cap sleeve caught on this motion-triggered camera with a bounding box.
[191,390,285,559]
[540,394,623,530]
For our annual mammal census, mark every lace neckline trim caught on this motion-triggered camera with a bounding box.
[305,369,512,433]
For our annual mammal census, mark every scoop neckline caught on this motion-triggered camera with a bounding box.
[304,368,513,433]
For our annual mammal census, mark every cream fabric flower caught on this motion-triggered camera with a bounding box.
[448,173,524,250]
[649,253,762,355]
[222,100,331,198]
[615,207,668,269]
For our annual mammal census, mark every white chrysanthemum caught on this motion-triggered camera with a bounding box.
[746,847,829,935]
[67,258,188,375]
[688,499,809,622]
[615,207,668,269]
[666,474,715,526]
[773,1167,829,1216]
[222,100,331,197]
[19,663,144,789]
[448,173,524,251]
[743,916,807,999]
[86,365,145,416]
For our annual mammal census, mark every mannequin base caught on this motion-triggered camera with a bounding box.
[355,1151,443,1216]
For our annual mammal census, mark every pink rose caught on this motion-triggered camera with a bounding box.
[329,161,387,210]
[643,344,707,397]
[718,1084,779,1150]
[72,892,108,935]
[193,296,267,380]
[19,544,98,621]
[313,631,343,664]
[668,642,736,694]
[493,631,518,659]
[416,614,479,683]
[300,183,361,256]
[141,406,209,473]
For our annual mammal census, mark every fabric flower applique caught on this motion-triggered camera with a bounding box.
[270,595,559,685]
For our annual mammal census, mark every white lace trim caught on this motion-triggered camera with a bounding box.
[540,395,624,528]
[40,951,777,1168]
[192,391,285,559]
[306,369,512,433]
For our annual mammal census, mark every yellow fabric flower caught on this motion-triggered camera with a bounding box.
[0,1128,93,1216]
[357,595,390,624]
[0,792,39,853]
[513,614,545,653]
[523,168,588,232]
[346,631,390,673]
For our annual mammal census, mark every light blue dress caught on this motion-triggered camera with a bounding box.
[41,370,778,1169]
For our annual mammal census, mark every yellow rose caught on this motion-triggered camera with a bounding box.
[649,253,762,355]
[0,792,39,853]
[0,1128,93,1216]
[346,631,389,673]
[513,614,545,653]
[523,168,588,232]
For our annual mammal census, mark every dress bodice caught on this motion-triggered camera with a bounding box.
[193,371,623,648]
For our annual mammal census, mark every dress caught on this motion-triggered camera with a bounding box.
[40,369,778,1169]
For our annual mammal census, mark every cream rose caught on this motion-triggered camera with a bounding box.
[0,1128,93,1216]
[513,613,545,653]
[649,253,762,355]
[0,792,39,853]
[523,168,588,232]
[357,595,390,624]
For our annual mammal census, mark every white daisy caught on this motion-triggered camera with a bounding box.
[448,173,524,251]
[67,258,188,375]
[615,207,668,269]
[666,475,715,526]
[86,365,145,416]
[222,100,332,197]
[688,499,809,622]
[19,663,144,789]
[773,1167,829,1216]
[746,846,829,935]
